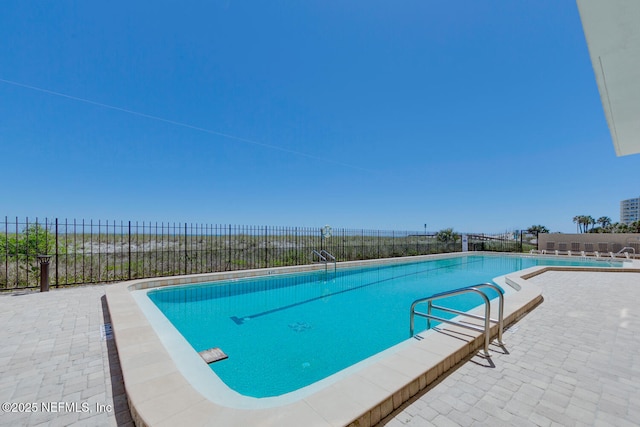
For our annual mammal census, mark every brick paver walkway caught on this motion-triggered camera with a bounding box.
[1,271,638,426]
[0,285,132,427]
[381,271,640,426]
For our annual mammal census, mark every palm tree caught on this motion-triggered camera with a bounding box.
[573,215,596,233]
[584,216,596,233]
[526,225,549,234]
[613,222,629,233]
[573,215,586,233]
[436,228,459,243]
[597,216,612,229]
[572,216,581,233]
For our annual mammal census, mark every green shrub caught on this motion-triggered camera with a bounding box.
[0,224,57,259]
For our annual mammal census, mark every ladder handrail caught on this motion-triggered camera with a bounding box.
[319,250,336,261]
[472,283,504,344]
[429,283,504,345]
[311,250,327,262]
[311,250,337,274]
[410,283,504,357]
[615,246,635,255]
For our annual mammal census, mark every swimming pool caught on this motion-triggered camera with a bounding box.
[144,254,622,399]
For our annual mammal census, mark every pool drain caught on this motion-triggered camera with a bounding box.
[289,321,312,332]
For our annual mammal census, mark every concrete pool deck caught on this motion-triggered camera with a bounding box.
[0,256,638,426]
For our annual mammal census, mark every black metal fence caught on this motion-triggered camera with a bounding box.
[1,217,527,290]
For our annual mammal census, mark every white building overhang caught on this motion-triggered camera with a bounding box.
[576,0,640,156]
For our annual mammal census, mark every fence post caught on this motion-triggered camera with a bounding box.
[184,223,188,275]
[55,218,59,288]
[519,230,523,253]
[38,255,52,292]
[392,230,395,256]
[128,221,132,280]
[264,226,268,268]
[3,217,7,289]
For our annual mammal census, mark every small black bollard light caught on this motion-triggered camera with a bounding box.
[37,255,52,292]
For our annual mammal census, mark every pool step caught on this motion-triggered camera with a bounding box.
[199,347,228,364]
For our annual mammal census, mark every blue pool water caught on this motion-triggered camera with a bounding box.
[148,255,619,398]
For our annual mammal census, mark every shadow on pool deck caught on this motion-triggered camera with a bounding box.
[101,295,135,426]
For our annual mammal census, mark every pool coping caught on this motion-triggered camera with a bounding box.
[105,252,640,426]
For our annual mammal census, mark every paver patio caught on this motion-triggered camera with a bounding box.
[382,271,639,426]
[0,270,638,426]
[0,285,132,427]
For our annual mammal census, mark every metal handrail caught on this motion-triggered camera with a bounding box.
[311,250,326,262]
[320,250,336,273]
[311,250,337,274]
[430,283,504,346]
[615,247,636,256]
[410,283,504,357]
[319,250,336,261]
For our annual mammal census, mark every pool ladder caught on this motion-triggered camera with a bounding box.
[409,283,504,357]
[613,247,635,259]
[311,250,336,274]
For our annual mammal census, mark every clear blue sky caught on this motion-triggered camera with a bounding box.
[1,1,638,233]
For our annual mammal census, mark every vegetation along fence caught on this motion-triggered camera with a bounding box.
[1,217,529,290]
